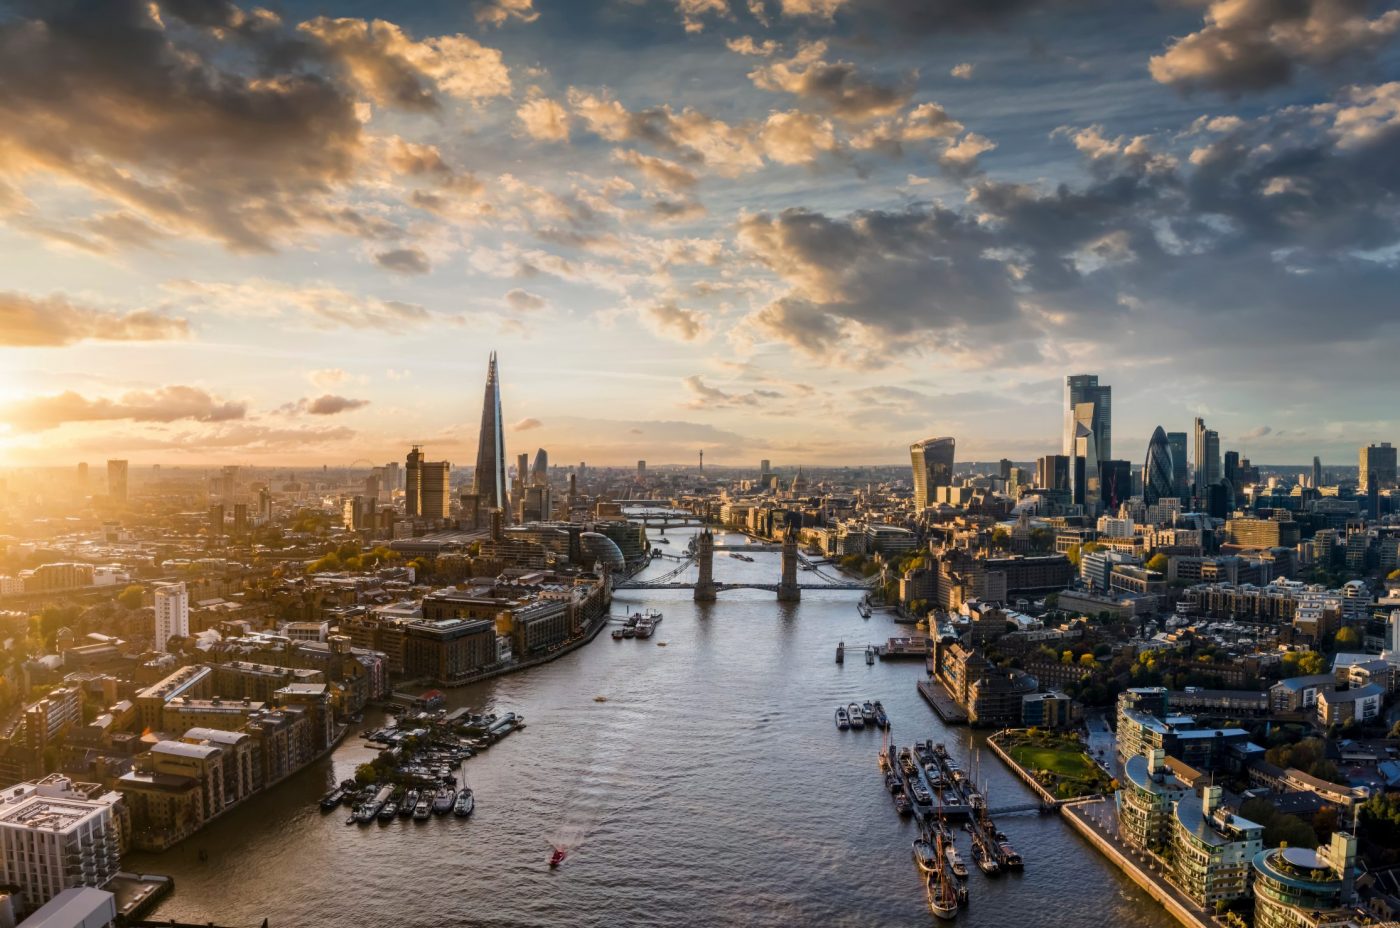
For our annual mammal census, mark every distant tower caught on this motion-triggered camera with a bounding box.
[699,450,704,473]
[777,522,801,602]
[472,352,510,521]
[694,529,717,602]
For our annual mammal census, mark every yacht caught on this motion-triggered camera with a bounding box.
[846,703,865,729]
[835,707,850,730]
[454,788,475,818]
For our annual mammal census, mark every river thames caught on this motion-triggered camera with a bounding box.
[133,526,1178,928]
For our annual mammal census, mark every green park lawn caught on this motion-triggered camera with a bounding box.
[1004,735,1110,798]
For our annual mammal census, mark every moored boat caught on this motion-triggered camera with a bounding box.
[1000,843,1023,870]
[611,628,625,640]
[454,788,475,817]
[378,802,397,822]
[413,799,431,821]
[872,701,889,729]
[835,641,845,664]
[912,839,939,875]
[946,844,968,879]
[319,788,344,811]
[399,790,419,818]
[846,703,865,729]
[432,788,456,815]
[972,841,1001,875]
[835,707,850,730]
[925,873,959,921]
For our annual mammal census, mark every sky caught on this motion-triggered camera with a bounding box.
[0,0,1398,469]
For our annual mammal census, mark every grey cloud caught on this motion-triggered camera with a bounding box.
[375,247,432,274]
[1150,0,1400,95]
[304,394,371,415]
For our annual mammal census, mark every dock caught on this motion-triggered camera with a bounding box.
[876,636,933,660]
[917,676,968,724]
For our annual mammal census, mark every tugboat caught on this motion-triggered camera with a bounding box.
[454,788,475,817]
[835,706,850,730]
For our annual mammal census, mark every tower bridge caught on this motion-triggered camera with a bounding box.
[615,528,876,600]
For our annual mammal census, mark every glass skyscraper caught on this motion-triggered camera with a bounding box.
[473,352,510,520]
[910,437,955,510]
[1143,427,1175,505]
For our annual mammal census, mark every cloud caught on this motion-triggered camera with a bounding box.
[298,17,511,109]
[758,111,838,164]
[726,36,780,56]
[514,417,543,431]
[476,0,540,27]
[1,386,246,433]
[778,0,849,18]
[1150,0,1400,95]
[1240,425,1273,440]
[164,279,434,330]
[308,368,350,389]
[676,0,730,32]
[951,63,975,79]
[643,301,705,341]
[748,42,914,121]
[612,150,700,190]
[504,288,547,312]
[375,247,432,274]
[681,375,782,409]
[303,394,371,415]
[567,89,763,175]
[0,3,373,253]
[0,292,189,347]
[518,96,571,142]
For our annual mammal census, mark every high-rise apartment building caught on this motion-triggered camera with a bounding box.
[1360,442,1397,490]
[910,437,955,510]
[1193,417,1220,501]
[106,460,128,504]
[1167,432,1188,499]
[405,446,424,518]
[637,460,647,478]
[0,776,123,909]
[421,461,450,519]
[154,582,189,651]
[473,352,509,519]
[208,504,224,538]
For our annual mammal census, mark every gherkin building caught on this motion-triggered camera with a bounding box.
[1143,426,1175,505]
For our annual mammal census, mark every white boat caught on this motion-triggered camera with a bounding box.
[835,707,850,730]
[846,703,865,729]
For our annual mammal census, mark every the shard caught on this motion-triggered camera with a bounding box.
[473,352,509,519]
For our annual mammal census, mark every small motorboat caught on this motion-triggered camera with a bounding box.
[549,847,566,868]
[454,788,475,817]
[860,702,876,722]
[378,802,397,822]
[872,701,889,729]
[612,628,625,640]
[846,703,865,729]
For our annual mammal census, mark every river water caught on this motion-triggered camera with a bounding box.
[133,526,1177,928]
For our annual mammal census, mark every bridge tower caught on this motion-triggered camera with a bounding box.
[694,528,717,602]
[777,523,801,602]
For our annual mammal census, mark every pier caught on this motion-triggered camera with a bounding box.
[917,676,968,724]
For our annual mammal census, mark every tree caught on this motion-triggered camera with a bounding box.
[1079,653,1097,668]
[354,763,377,786]
[116,585,144,610]
[1334,626,1362,650]
[990,527,1011,550]
[1146,553,1169,574]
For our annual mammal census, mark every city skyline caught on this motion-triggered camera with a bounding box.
[2,1,1400,466]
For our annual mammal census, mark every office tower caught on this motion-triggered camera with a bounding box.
[208,504,224,538]
[232,503,248,534]
[1070,402,1100,507]
[1036,454,1071,493]
[405,446,423,517]
[1223,450,1240,487]
[1312,456,1323,489]
[385,461,402,493]
[76,462,88,487]
[998,458,1013,480]
[421,461,451,519]
[1064,374,1111,463]
[516,452,529,485]
[106,460,128,503]
[1193,418,1220,501]
[531,448,548,486]
[1143,427,1175,506]
[1360,442,1397,490]
[154,582,189,651]
[1368,474,1380,520]
[760,459,770,474]
[637,460,647,478]
[219,465,238,501]
[0,778,123,909]
[472,352,509,518]
[1166,431,1188,499]
[1099,459,1132,510]
[364,474,380,503]
[909,437,956,510]
[258,488,272,523]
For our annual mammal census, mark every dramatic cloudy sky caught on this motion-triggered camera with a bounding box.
[1,0,1398,468]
